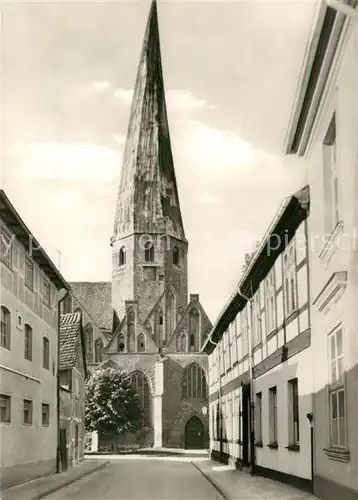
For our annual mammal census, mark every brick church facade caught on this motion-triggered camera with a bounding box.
[70,0,212,450]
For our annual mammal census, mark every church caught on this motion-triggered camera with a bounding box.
[68,0,212,451]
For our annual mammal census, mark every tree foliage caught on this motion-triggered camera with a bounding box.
[85,367,143,435]
[241,240,261,274]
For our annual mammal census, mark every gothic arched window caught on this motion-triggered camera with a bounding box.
[166,291,176,339]
[119,247,126,266]
[182,363,207,399]
[173,246,179,266]
[189,308,200,352]
[95,338,103,363]
[127,309,135,352]
[130,371,151,426]
[1,306,11,350]
[137,333,145,352]
[84,324,94,363]
[176,332,186,352]
[117,333,125,352]
[144,241,154,262]
[154,307,163,346]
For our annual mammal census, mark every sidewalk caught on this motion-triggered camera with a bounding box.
[1,460,109,500]
[193,460,318,500]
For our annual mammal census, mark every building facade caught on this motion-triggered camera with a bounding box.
[0,190,69,489]
[284,2,358,499]
[59,312,87,469]
[70,0,212,451]
[204,186,312,491]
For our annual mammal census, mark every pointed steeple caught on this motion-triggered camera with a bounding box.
[113,0,186,242]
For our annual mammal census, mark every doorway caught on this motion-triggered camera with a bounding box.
[242,385,251,467]
[185,416,205,449]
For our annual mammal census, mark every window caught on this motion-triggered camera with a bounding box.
[84,324,94,363]
[42,403,50,426]
[1,306,11,350]
[329,327,345,447]
[23,399,33,425]
[166,291,176,339]
[265,269,276,334]
[177,332,186,352]
[182,363,207,399]
[283,242,297,317]
[231,321,238,365]
[24,324,33,361]
[137,333,145,352]
[95,338,103,362]
[0,394,11,423]
[256,392,262,443]
[127,309,136,352]
[252,292,261,346]
[288,379,299,445]
[1,227,12,268]
[241,309,249,356]
[173,246,179,266]
[323,113,339,231]
[117,334,125,352]
[130,371,151,426]
[119,246,126,266]
[43,279,51,307]
[269,386,278,445]
[144,241,154,262]
[43,337,50,369]
[189,308,199,352]
[25,256,34,289]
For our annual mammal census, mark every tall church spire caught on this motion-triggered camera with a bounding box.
[113,0,186,242]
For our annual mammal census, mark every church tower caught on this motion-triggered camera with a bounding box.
[111,0,188,348]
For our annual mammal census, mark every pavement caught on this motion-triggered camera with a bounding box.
[1,460,109,500]
[193,460,318,500]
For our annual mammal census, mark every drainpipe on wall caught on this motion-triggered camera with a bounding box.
[237,287,256,476]
[57,289,69,474]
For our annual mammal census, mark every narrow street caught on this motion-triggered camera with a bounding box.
[44,459,222,500]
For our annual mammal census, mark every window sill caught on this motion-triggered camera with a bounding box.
[255,441,263,448]
[1,345,11,351]
[0,259,13,272]
[267,442,278,449]
[323,447,350,463]
[318,220,344,267]
[286,444,300,452]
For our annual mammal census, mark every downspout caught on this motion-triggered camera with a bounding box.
[207,335,223,462]
[57,289,69,474]
[237,287,255,476]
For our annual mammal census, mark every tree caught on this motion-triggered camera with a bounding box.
[85,367,143,436]
[241,240,261,274]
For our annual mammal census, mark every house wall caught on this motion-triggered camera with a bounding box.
[208,218,312,490]
[0,220,60,488]
[303,20,358,500]
[59,368,86,467]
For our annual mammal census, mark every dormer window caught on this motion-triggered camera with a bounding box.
[173,246,179,266]
[144,241,154,262]
[119,247,126,267]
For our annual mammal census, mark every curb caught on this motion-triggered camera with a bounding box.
[191,461,231,500]
[34,461,109,500]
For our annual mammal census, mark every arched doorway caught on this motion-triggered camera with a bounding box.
[184,416,205,450]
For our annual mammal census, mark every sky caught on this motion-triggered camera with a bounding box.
[1,0,318,322]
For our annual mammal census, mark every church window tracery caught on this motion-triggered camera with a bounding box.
[144,241,154,262]
[182,363,207,399]
[95,338,103,363]
[84,324,94,363]
[130,371,151,426]
[189,308,200,352]
[117,334,125,352]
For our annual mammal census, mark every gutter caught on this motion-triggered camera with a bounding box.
[57,289,69,474]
